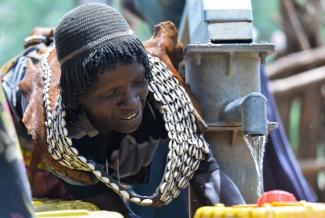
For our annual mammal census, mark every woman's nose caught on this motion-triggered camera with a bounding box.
[117,90,138,110]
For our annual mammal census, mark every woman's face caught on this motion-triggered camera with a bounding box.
[79,63,148,135]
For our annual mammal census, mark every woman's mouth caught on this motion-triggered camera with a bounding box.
[121,112,139,120]
[116,111,142,133]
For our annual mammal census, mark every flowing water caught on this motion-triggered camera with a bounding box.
[243,134,267,197]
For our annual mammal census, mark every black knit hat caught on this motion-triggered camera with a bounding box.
[55,3,150,121]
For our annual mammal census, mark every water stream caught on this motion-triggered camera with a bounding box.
[243,134,267,197]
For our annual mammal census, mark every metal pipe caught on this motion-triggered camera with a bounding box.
[222,92,267,135]
[184,0,276,205]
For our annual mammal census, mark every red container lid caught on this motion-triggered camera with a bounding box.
[257,190,297,206]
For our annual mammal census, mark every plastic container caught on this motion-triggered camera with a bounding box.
[33,200,124,218]
[35,210,124,218]
[194,201,325,218]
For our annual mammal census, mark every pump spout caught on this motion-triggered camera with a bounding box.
[222,92,267,135]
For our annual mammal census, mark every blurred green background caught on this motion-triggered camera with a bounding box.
[0,1,73,65]
[0,0,280,66]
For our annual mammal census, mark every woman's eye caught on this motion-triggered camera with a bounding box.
[99,90,116,98]
[134,81,143,85]
[134,78,146,85]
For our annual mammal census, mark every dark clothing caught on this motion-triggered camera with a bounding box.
[58,98,221,218]
[261,66,317,202]
[0,85,34,218]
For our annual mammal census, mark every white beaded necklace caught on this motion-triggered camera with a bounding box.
[41,46,209,207]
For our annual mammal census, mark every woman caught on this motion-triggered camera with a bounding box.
[2,3,244,217]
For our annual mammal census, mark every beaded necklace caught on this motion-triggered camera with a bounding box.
[41,46,209,207]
